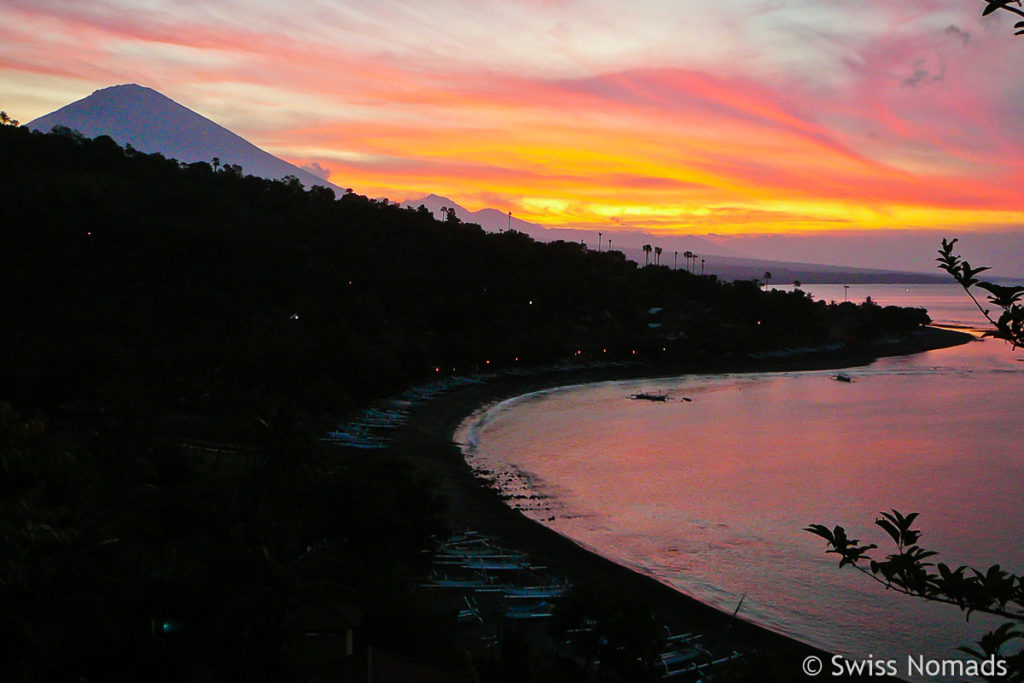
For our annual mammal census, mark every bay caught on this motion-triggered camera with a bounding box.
[456,283,1024,680]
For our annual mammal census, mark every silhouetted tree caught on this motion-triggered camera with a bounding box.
[642,243,652,266]
[281,174,304,192]
[654,246,662,266]
[50,125,84,142]
[442,207,460,223]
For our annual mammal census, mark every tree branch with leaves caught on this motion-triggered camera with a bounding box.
[807,512,1024,677]
[981,0,1024,36]
[936,238,1024,348]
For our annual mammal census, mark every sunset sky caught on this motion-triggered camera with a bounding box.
[3,0,1023,271]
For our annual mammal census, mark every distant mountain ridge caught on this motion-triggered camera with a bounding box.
[401,194,549,237]
[27,84,341,193]
[401,193,736,255]
[401,194,947,283]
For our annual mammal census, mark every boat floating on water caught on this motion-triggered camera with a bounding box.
[631,392,669,402]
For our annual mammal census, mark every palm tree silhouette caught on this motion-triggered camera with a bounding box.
[763,271,772,291]
[642,244,652,266]
[654,246,663,266]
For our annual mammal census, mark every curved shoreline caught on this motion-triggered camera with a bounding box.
[392,327,971,678]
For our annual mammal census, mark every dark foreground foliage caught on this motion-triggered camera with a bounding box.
[0,124,932,680]
[0,402,450,681]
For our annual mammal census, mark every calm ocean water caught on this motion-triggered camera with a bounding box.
[456,284,1024,680]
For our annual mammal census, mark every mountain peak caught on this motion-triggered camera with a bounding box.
[94,83,152,94]
[90,83,168,102]
[28,84,341,193]
[408,193,454,204]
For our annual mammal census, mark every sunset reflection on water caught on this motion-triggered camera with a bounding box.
[458,285,1024,679]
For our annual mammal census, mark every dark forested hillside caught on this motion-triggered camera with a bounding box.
[0,125,929,427]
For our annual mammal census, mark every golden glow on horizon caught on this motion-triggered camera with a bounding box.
[6,0,1022,244]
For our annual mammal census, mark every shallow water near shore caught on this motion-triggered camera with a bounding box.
[456,284,1024,681]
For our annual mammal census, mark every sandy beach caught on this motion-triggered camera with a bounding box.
[389,327,971,679]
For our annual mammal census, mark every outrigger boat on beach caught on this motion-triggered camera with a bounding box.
[433,549,528,565]
[421,532,572,623]
[419,573,489,589]
[462,557,533,571]
[502,582,570,600]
